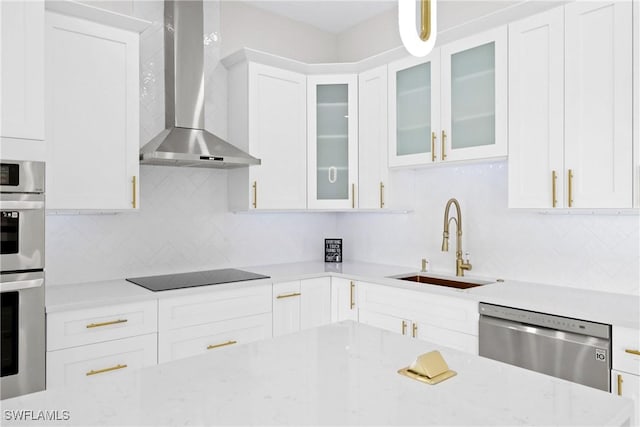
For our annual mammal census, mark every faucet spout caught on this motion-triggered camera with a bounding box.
[441,198,472,277]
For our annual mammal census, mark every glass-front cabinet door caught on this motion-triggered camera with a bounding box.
[440,26,507,162]
[307,75,358,209]
[388,53,440,167]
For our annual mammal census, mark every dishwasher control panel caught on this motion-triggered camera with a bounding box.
[479,303,610,339]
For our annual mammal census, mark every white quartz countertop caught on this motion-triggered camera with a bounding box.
[2,322,632,426]
[46,261,640,329]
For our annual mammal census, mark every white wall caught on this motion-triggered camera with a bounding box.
[338,161,640,296]
[220,1,337,63]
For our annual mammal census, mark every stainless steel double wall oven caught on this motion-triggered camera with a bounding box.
[1,161,46,399]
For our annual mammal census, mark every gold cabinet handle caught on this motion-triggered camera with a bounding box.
[625,349,640,356]
[412,323,418,338]
[86,364,127,376]
[567,169,574,207]
[252,181,257,208]
[207,340,237,350]
[617,374,623,396]
[86,319,128,329]
[431,131,437,162]
[380,182,385,208]
[551,170,557,208]
[276,292,301,299]
[351,183,356,209]
[441,130,447,160]
[131,176,137,208]
[349,281,355,310]
[401,320,407,335]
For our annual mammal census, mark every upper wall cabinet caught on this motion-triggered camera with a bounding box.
[45,10,144,211]
[227,61,307,210]
[388,27,507,168]
[307,74,358,209]
[0,0,45,160]
[358,65,389,209]
[509,2,633,209]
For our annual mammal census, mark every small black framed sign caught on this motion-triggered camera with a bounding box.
[324,238,342,263]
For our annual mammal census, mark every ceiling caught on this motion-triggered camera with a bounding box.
[241,0,397,34]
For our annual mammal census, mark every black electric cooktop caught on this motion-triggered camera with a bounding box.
[126,269,270,292]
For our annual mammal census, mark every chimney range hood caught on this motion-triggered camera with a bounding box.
[140,0,260,168]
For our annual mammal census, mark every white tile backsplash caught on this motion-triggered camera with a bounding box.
[338,161,640,296]
[46,166,337,285]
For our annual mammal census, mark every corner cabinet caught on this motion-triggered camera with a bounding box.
[44,10,144,211]
[0,0,45,161]
[272,278,331,337]
[227,60,307,210]
[307,75,359,209]
[388,27,507,168]
[508,2,633,209]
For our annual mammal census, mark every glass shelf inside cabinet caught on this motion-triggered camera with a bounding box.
[450,42,495,150]
[396,62,432,157]
[317,84,349,200]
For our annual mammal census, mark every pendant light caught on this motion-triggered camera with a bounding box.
[399,0,437,57]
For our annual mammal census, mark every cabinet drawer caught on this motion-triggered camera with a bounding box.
[613,326,640,375]
[158,313,272,363]
[47,300,157,351]
[46,333,157,389]
[159,285,271,331]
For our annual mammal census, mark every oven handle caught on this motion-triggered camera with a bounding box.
[0,278,44,292]
[0,200,45,210]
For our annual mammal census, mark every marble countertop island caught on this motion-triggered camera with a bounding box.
[2,322,632,426]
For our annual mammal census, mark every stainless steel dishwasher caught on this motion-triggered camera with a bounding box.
[478,302,611,391]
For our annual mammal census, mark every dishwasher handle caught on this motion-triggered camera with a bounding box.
[479,315,610,349]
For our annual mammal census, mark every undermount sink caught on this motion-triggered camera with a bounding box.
[394,274,494,290]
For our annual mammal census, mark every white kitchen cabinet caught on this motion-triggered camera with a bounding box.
[0,0,44,143]
[612,326,640,424]
[158,283,272,363]
[0,0,46,162]
[273,278,331,337]
[564,1,633,208]
[44,11,141,210]
[358,66,389,209]
[158,313,271,364]
[307,74,358,209]
[388,26,506,168]
[358,282,478,354]
[509,2,633,209]
[46,300,158,389]
[227,61,307,210]
[331,278,358,322]
[388,52,440,167]
[440,26,507,163]
[47,333,157,389]
[47,300,158,351]
[508,7,565,209]
[273,280,302,337]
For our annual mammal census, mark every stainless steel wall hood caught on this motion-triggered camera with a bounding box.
[140,0,260,168]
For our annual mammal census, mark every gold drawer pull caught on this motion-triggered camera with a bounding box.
[351,183,356,209]
[412,323,418,338]
[617,374,623,396]
[252,181,257,209]
[86,319,128,329]
[207,340,237,350]
[551,170,557,208]
[132,176,137,208]
[567,169,574,207]
[431,132,436,162]
[625,349,640,356]
[86,364,127,376]
[401,320,407,335]
[349,281,355,309]
[380,182,385,208]
[441,130,447,160]
[276,292,301,299]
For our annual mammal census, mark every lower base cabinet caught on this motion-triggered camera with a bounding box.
[331,278,358,322]
[158,313,272,363]
[272,278,332,337]
[612,370,640,425]
[46,333,157,389]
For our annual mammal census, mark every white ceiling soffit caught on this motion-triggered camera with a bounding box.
[240,0,397,34]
